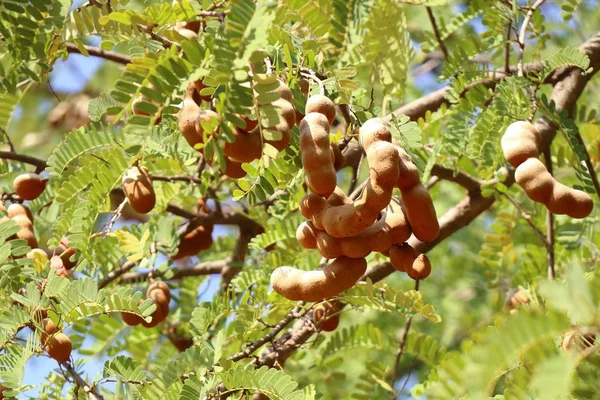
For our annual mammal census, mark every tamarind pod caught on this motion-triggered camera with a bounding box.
[273,99,296,129]
[178,84,202,148]
[40,318,57,344]
[50,255,68,277]
[562,329,596,351]
[505,289,530,310]
[296,221,318,249]
[407,254,431,280]
[546,183,593,218]
[13,173,46,201]
[274,80,294,103]
[321,314,340,332]
[396,148,421,191]
[12,215,38,248]
[224,130,263,163]
[57,239,77,270]
[122,167,156,214]
[299,194,327,229]
[223,158,247,179]
[180,20,201,34]
[300,113,336,198]
[359,118,392,151]
[514,158,554,204]
[400,184,439,242]
[265,125,291,151]
[7,203,33,222]
[172,225,214,259]
[44,332,72,363]
[194,109,219,144]
[331,144,345,171]
[121,298,145,326]
[305,95,336,125]
[238,115,259,133]
[270,257,367,302]
[501,121,541,168]
[389,244,417,273]
[147,281,172,303]
[327,186,352,207]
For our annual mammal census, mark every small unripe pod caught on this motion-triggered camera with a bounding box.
[40,318,57,344]
[122,166,156,214]
[13,173,46,200]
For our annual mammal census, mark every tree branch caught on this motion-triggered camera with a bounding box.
[62,361,104,400]
[516,0,547,77]
[430,164,482,194]
[65,43,132,65]
[150,175,203,185]
[0,151,47,171]
[98,260,137,289]
[426,7,449,60]
[118,258,228,284]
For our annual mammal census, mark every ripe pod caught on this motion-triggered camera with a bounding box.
[299,112,337,198]
[122,166,156,214]
[40,318,57,344]
[44,332,72,363]
[51,255,68,277]
[305,95,336,125]
[501,121,541,168]
[359,119,392,152]
[313,301,340,332]
[390,244,432,280]
[7,203,34,221]
[514,158,554,204]
[13,173,46,201]
[331,144,345,171]
[172,225,214,260]
[224,130,263,163]
[270,257,367,302]
[401,184,440,243]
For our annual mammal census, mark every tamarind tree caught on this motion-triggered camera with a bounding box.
[1,0,600,398]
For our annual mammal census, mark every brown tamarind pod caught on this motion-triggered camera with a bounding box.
[57,237,77,270]
[359,119,392,152]
[273,98,296,129]
[7,203,34,222]
[265,125,291,152]
[313,301,340,332]
[13,173,46,201]
[504,288,530,311]
[121,300,145,326]
[389,244,417,273]
[44,332,72,363]
[546,182,594,218]
[223,157,247,179]
[300,112,337,198]
[122,166,156,214]
[132,95,162,124]
[270,257,367,302]
[327,186,353,207]
[50,255,68,277]
[147,281,171,302]
[501,121,541,168]
[514,158,554,204]
[401,184,439,242]
[331,144,345,171]
[321,314,340,332]
[12,215,38,248]
[178,83,203,149]
[296,221,318,249]
[224,129,263,163]
[194,110,219,145]
[141,287,170,328]
[305,95,336,125]
[40,318,57,344]
[26,248,48,261]
[396,148,421,191]
[562,329,596,351]
[193,79,213,102]
[408,254,431,280]
[274,80,293,103]
[172,225,214,260]
[238,115,259,133]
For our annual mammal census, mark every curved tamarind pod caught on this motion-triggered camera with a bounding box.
[7,204,34,222]
[546,182,594,218]
[514,158,554,203]
[142,282,171,328]
[296,221,318,249]
[223,158,247,179]
[331,144,345,171]
[224,130,263,163]
[57,237,77,270]
[390,244,431,280]
[264,124,291,152]
[306,95,336,125]
[327,186,353,207]
[172,224,214,259]
[12,215,38,248]
[313,301,340,332]
[303,141,400,238]
[300,112,337,198]
[121,299,145,326]
[274,80,294,103]
[122,166,156,214]
[238,115,259,133]
[273,98,296,129]
[13,173,46,201]
[396,148,421,191]
[270,257,367,302]
[359,118,392,152]
[45,332,72,363]
[310,204,412,259]
[501,121,541,168]
[401,184,439,242]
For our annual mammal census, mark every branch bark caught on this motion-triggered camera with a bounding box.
[65,43,132,65]
[118,259,228,284]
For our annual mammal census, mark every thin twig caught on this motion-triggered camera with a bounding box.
[62,361,104,400]
[543,148,555,280]
[389,280,420,399]
[426,7,448,60]
[504,22,512,74]
[65,43,132,65]
[502,192,547,246]
[0,127,16,153]
[150,175,203,184]
[228,304,306,362]
[516,0,547,77]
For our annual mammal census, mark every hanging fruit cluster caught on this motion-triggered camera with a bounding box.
[270,95,440,303]
[121,281,171,328]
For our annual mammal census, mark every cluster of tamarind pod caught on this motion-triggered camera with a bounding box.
[121,281,171,328]
[270,97,440,303]
[501,121,593,218]
[312,300,341,332]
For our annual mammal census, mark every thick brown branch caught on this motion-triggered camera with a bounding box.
[65,43,132,65]
[98,260,136,289]
[0,151,47,171]
[430,164,481,194]
[166,204,261,231]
